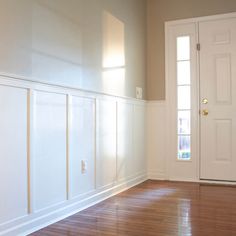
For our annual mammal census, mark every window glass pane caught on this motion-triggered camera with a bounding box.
[178,111,191,135]
[178,86,191,109]
[177,36,190,61]
[177,61,190,85]
[178,136,191,160]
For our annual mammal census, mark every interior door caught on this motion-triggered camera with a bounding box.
[199,18,236,181]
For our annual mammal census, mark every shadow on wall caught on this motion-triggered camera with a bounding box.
[32,1,83,87]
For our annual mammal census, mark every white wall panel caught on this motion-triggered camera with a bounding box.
[147,102,167,180]
[69,96,95,198]
[96,99,117,188]
[117,102,135,180]
[0,85,28,224]
[33,91,67,211]
[134,104,146,174]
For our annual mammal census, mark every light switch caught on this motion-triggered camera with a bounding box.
[136,87,143,99]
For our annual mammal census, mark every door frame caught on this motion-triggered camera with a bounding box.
[165,12,236,183]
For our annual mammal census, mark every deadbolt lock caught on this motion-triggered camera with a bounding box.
[202,98,208,104]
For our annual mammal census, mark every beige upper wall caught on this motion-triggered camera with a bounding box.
[0,0,146,99]
[147,0,236,100]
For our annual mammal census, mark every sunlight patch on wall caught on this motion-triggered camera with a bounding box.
[102,11,125,95]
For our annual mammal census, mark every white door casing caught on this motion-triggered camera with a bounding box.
[166,13,236,182]
[166,23,199,181]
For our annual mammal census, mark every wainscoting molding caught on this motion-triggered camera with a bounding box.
[0,74,147,236]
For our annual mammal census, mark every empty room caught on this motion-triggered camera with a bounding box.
[1,0,236,235]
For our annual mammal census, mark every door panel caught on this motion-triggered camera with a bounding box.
[199,18,236,181]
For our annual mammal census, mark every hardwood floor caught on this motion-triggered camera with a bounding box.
[31,180,236,236]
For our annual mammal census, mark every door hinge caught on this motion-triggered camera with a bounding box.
[197,43,200,51]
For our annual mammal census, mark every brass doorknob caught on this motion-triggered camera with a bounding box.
[202,109,209,116]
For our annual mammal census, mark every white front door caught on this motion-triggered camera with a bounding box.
[199,18,236,181]
[166,14,236,182]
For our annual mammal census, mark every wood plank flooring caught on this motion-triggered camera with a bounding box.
[31,180,236,236]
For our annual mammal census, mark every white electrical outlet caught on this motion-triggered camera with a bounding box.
[81,160,88,174]
[136,87,143,99]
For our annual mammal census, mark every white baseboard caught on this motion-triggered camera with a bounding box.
[148,176,236,186]
[0,174,147,236]
[148,171,167,180]
[168,177,198,182]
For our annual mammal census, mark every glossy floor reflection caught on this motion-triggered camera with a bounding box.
[31,180,236,236]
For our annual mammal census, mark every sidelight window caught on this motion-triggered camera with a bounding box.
[177,36,191,160]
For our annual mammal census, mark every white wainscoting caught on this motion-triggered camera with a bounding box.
[33,91,67,212]
[147,101,168,180]
[117,101,135,181]
[69,95,96,199]
[0,75,147,236]
[96,99,117,189]
[0,86,28,225]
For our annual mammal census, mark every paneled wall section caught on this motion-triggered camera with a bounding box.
[0,76,147,236]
